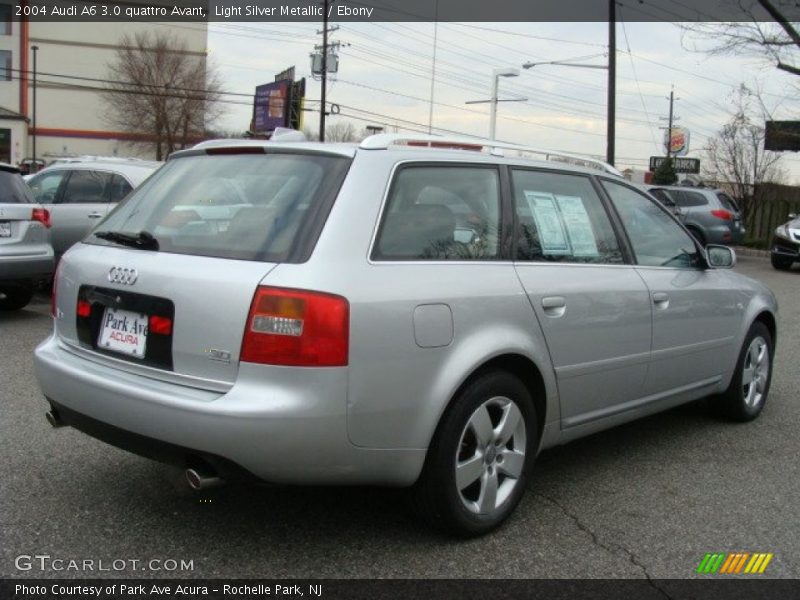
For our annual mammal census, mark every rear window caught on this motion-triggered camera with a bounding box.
[87,152,350,262]
[716,192,740,213]
[0,170,35,204]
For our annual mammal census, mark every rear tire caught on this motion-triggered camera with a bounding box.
[711,321,773,422]
[771,254,793,271]
[411,370,538,537]
[0,286,34,311]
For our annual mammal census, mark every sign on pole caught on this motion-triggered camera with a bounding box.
[649,156,700,174]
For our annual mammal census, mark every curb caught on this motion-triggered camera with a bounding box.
[732,246,770,258]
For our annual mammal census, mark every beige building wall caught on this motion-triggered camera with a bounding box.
[0,19,207,165]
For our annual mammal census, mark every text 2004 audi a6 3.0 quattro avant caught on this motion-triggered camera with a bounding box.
[34,133,778,536]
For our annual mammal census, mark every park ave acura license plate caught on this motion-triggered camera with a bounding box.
[97,307,148,358]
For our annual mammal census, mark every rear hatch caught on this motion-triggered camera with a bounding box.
[0,168,50,254]
[54,148,351,387]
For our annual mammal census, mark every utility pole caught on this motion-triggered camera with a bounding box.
[666,87,675,159]
[607,0,616,166]
[31,45,38,173]
[319,0,329,142]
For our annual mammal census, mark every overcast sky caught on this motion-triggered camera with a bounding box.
[200,21,800,182]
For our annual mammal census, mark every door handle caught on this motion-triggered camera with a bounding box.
[88,212,103,219]
[541,296,566,318]
[652,292,670,309]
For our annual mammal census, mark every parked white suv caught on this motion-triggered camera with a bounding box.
[35,135,777,536]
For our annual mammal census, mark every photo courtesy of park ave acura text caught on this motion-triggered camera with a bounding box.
[1,0,799,597]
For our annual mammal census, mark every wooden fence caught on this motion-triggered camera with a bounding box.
[744,183,800,247]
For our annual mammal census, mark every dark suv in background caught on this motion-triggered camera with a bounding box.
[647,185,745,246]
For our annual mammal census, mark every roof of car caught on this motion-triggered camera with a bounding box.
[0,162,20,174]
[184,136,622,178]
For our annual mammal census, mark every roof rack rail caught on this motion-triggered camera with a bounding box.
[359,133,622,177]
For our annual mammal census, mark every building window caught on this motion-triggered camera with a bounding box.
[0,4,10,35]
[0,50,10,80]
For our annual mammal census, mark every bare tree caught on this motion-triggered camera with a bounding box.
[103,32,225,160]
[302,121,362,142]
[682,1,800,77]
[703,85,785,219]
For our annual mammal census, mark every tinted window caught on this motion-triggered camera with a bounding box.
[512,170,623,264]
[61,170,111,204]
[603,180,701,269]
[648,188,675,207]
[26,170,67,203]
[0,170,35,203]
[672,190,708,207]
[0,49,9,80]
[108,174,133,202]
[373,166,501,260]
[89,153,350,262]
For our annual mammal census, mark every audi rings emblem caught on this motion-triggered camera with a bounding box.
[108,267,138,285]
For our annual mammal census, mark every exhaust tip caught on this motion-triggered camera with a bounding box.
[45,410,65,428]
[186,467,224,491]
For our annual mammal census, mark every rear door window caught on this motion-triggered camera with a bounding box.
[372,165,501,260]
[512,169,624,264]
[27,170,67,204]
[89,152,351,263]
[0,170,35,203]
[716,192,740,213]
[107,174,133,203]
[672,190,708,207]
[61,170,111,204]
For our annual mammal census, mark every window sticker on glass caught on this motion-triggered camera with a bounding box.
[523,191,570,255]
[554,195,599,257]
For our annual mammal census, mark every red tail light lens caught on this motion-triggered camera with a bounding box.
[241,287,349,367]
[711,209,733,221]
[77,300,91,318]
[32,208,51,228]
[149,315,173,336]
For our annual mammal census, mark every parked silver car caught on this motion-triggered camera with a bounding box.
[0,163,53,310]
[35,135,778,536]
[770,213,800,270]
[25,158,160,260]
[646,185,746,246]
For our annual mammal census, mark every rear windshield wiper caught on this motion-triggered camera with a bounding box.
[94,230,159,251]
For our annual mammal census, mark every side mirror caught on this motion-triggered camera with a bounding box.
[706,244,736,269]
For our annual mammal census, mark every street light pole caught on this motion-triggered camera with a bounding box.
[31,45,38,172]
[466,67,524,141]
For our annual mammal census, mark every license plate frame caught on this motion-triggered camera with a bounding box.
[97,307,149,359]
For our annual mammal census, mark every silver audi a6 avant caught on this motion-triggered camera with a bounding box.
[35,134,778,536]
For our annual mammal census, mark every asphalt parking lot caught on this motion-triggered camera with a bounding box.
[1,255,798,580]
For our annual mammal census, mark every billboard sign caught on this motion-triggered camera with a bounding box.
[664,127,690,156]
[765,121,800,151]
[254,80,290,132]
[649,156,700,174]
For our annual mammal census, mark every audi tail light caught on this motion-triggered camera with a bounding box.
[241,287,349,367]
[32,208,51,228]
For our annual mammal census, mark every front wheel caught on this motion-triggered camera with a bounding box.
[711,322,774,422]
[771,254,793,270]
[412,371,538,537]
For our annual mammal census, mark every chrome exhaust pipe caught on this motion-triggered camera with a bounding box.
[45,409,65,428]
[185,467,224,491]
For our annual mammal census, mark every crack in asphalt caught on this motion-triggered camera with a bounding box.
[534,492,674,600]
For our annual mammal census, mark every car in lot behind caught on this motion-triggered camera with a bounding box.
[0,163,53,310]
[25,157,160,260]
[770,213,800,270]
[646,185,745,246]
[35,135,777,536]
